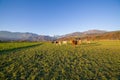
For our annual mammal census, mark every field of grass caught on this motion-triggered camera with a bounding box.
[0,40,120,80]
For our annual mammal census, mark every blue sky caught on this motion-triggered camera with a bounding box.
[0,0,120,36]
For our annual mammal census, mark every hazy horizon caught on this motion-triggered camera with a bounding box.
[0,29,119,36]
[0,0,120,36]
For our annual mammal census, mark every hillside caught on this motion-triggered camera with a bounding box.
[57,30,120,41]
[85,31,120,40]
[0,31,55,41]
[62,30,107,38]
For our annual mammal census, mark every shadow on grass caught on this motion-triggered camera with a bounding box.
[0,43,42,54]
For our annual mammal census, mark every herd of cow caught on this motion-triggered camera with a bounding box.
[52,38,91,46]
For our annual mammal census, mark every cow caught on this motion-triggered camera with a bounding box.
[52,38,83,46]
[72,40,78,45]
[62,41,67,45]
[77,39,82,45]
[71,38,82,46]
[52,41,61,45]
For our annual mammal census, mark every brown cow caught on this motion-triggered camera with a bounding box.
[71,38,82,46]
[72,40,78,45]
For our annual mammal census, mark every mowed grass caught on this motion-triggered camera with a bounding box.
[0,40,120,80]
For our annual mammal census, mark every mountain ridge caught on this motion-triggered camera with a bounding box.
[61,29,107,38]
[0,31,55,41]
[0,30,120,41]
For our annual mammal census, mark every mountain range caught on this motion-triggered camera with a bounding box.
[62,30,107,37]
[0,31,55,41]
[0,30,120,41]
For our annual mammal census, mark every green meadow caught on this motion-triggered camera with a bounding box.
[0,40,120,80]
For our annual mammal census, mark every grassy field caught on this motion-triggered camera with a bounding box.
[0,40,120,80]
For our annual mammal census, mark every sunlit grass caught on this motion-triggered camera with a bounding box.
[0,40,120,80]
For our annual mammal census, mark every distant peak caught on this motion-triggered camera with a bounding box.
[83,29,107,34]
